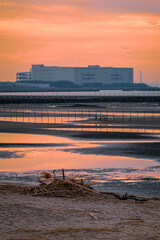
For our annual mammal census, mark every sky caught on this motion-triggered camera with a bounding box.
[0,0,160,85]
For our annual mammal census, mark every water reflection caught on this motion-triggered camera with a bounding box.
[0,131,160,197]
[0,133,73,144]
[0,133,159,171]
[47,127,160,134]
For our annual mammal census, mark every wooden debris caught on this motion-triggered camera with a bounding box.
[41,171,52,179]
[62,169,65,180]
[29,170,149,201]
[27,170,100,197]
[0,169,150,201]
[38,180,46,185]
[100,192,149,202]
[89,212,98,220]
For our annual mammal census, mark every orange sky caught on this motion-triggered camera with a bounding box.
[0,0,160,85]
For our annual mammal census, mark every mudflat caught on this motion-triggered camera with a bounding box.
[0,187,160,240]
[0,120,159,140]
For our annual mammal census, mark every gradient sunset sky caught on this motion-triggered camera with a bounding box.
[0,0,160,85]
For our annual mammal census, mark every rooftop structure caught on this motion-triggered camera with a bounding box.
[16,71,32,81]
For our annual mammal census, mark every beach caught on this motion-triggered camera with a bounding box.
[0,186,160,240]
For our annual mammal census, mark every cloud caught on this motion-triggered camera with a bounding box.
[0,1,89,22]
[0,0,159,84]
[1,0,160,15]
[89,0,160,15]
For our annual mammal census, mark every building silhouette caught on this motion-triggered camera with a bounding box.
[16,64,133,85]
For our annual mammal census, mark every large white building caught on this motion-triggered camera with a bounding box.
[16,65,133,85]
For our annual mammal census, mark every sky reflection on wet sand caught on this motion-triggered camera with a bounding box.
[0,133,159,172]
[0,132,160,196]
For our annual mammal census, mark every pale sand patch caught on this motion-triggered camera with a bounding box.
[0,191,160,240]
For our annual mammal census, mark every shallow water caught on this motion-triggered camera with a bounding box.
[0,132,160,197]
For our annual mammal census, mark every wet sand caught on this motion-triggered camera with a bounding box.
[0,114,160,239]
[63,142,160,161]
[0,187,160,240]
[0,120,159,140]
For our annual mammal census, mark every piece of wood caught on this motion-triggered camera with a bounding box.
[64,179,100,194]
[81,179,84,186]
[89,212,98,220]
[100,192,149,201]
[38,179,46,185]
[62,169,65,180]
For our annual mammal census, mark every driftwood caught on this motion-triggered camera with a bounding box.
[62,169,65,180]
[41,171,52,179]
[63,179,100,195]
[100,192,149,202]
[16,169,149,201]
[38,180,46,185]
[89,212,98,220]
[29,170,100,197]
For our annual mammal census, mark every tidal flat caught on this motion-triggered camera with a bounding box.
[0,102,160,239]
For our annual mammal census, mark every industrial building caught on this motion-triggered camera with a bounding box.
[16,65,133,85]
